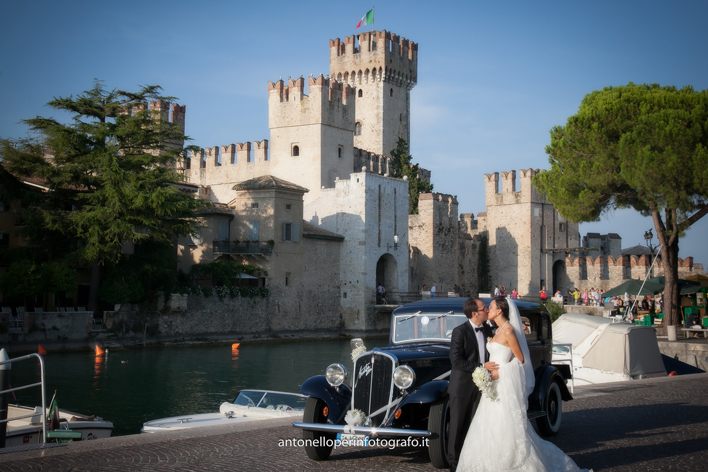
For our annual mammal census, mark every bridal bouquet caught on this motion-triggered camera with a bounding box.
[351,344,367,362]
[472,366,498,402]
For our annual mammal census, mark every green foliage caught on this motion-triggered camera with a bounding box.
[535,83,708,227]
[389,138,434,214]
[190,260,258,287]
[545,300,565,323]
[535,83,708,326]
[98,240,177,304]
[0,260,78,298]
[0,80,207,267]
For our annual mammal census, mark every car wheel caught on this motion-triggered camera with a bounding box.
[428,398,450,469]
[302,397,335,461]
[536,381,562,436]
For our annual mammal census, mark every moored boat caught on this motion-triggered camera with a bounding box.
[141,389,307,433]
[5,404,113,447]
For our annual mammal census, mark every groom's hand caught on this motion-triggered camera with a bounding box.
[484,361,498,372]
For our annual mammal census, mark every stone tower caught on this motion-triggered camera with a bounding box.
[481,169,580,296]
[329,30,418,157]
[267,75,355,205]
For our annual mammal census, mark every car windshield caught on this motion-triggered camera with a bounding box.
[393,313,468,344]
[233,390,307,410]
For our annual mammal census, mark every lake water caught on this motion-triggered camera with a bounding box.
[7,337,387,436]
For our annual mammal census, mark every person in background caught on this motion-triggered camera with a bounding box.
[431,284,437,299]
[574,288,581,305]
[554,289,562,298]
[539,287,548,303]
[421,284,428,294]
[582,289,589,306]
[500,285,507,297]
[494,286,501,297]
[511,288,518,299]
[453,284,461,295]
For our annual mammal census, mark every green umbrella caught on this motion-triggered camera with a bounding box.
[648,276,702,295]
[602,279,664,298]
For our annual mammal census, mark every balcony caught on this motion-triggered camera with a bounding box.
[213,241,273,257]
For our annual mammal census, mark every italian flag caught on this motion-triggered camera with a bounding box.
[356,8,374,29]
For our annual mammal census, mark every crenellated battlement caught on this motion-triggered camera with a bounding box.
[268,74,354,131]
[484,169,545,206]
[187,140,269,170]
[329,30,417,89]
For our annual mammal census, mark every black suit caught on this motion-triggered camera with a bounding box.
[447,320,493,469]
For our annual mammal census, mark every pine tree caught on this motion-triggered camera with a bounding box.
[535,83,708,335]
[0,80,206,310]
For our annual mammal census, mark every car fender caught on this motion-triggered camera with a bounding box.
[299,375,352,423]
[533,366,573,410]
[398,380,449,408]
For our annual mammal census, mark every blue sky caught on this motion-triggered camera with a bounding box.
[1,0,707,270]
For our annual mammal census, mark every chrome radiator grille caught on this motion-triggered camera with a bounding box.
[353,352,395,426]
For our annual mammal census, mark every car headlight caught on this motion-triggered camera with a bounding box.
[393,365,416,390]
[325,363,347,387]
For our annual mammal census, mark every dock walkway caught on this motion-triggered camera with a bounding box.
[2,374,708,471]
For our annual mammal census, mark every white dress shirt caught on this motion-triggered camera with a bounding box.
[469,319,486,365]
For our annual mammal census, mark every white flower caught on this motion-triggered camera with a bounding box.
[345,409,367,427]
[472,366,499,402]
[351,345,367,362]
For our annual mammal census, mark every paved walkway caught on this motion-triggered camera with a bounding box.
[1,373,707,471]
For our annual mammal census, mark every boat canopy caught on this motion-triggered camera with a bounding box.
[553,314,666,378]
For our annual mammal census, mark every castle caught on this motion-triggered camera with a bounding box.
[168,29,703,333]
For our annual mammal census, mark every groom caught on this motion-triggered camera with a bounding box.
[447,297,498,472]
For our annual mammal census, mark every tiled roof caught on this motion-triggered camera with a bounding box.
[302,222,344,241]
[232,175,309,193]
[621,245,653,256]
[197,202,233,216]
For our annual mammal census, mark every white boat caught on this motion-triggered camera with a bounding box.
[552,313,667,386]
[141,390,307,433]
[5,404,114,447]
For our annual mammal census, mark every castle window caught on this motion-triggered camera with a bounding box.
[559,223,565,232]
[338,146,343,158]
[390,88,393,97]
[283,222,300,242]
[286,204,292,210]
[251,202,259,209]
[358,89,363,98]
[372,41,376,51]
[184,158,191,170]
[292,145,299,156]
[400,113,403,122]
[0,232,8,247]
[355,122,362,136]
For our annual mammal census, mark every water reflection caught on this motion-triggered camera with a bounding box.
[8,338,384,436]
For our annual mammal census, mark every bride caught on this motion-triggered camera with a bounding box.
[456,297,590,472]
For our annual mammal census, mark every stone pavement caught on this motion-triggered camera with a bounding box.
[1,373,707,471]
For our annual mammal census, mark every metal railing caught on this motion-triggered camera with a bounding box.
[0,353,47,443]
[212,241,273,255]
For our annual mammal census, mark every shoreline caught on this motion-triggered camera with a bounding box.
[2,331,390,356]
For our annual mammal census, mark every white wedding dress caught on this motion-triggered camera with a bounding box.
[457,341,590,472]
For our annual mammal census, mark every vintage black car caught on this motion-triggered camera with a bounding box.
[293,298,573,468]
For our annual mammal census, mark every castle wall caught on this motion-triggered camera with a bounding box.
[184,142,271,203]
[408,193,459,293]
[305,172,409,332]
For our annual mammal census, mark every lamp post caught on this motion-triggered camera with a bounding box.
[644,229,658,278]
